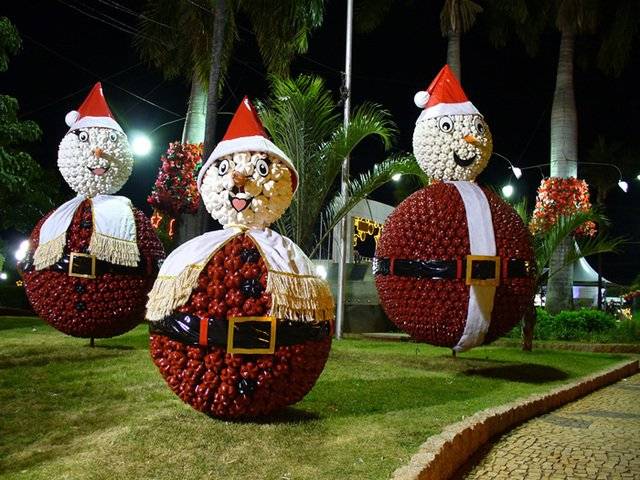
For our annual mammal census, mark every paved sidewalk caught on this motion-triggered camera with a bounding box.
[457,373,640,480]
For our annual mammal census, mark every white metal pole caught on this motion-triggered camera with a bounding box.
[335,0,353,340]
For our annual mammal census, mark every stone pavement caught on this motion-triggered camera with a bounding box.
[457,373,640,480]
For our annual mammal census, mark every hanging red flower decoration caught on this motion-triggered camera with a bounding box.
[529,177,596,237]
[147,142,203,217]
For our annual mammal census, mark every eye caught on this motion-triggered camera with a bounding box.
[476,121,485,134]
[78,131,89,142]
[256,158,270,177]
[217,159,230,176]
[109,132,118,142]
[437,116,454,133]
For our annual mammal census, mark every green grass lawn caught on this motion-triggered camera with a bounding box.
[0,316,630,480]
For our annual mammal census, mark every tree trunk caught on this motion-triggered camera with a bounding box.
[182,74,207,144]
[446,31,461,81]
[204,0,227,162]
[177,75,207,245]
[189,0,227,236]
[522,304,536,351]
[546,31,577,314]
[546,237,574,313]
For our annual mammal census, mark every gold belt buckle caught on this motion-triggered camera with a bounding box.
[465,255,500,287]
[227,316,276,354]
[68,252,97,279]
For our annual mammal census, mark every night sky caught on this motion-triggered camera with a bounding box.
[3,1,640,283]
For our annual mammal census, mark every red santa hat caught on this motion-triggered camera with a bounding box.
[197,96,298,193]
[413,64,481,121]
[65,82,124,133]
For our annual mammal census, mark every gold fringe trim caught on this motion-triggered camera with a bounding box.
[146,265,203,321]
[90,231,140,267]
[266,270,335,322]
[33,233,66,270]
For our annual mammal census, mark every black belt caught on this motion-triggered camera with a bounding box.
[373,255,532,287]
[51,252,146,278]
[150,313,332,353]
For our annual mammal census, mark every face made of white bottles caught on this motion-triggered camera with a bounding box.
[200,151,294,229]
[58,127,134,197]
[413,114,493,182]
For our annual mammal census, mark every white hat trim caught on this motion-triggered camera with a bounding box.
[68,116,124,133]
[417,101,480,122]
[197,135,298,191]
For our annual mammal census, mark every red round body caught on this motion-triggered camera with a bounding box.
[23,200,165,338]
[150,234,331,419]
[375,182,535,348]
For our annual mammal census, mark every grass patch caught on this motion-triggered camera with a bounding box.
[0,316,630,480]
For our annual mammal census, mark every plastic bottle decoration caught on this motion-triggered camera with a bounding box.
[20,83,165,338]
[374,65,535,352]
[146,97,334,418]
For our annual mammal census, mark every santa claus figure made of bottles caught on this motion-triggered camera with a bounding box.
[146,97,334,418]
[374,65,535,353]
[20,83,165,339]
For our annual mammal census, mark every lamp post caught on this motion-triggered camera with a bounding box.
[335,0,354,340]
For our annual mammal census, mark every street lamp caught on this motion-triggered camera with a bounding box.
[493,152,522,179]
[503,159,631,193]
[130,132,152,157]
[0,272,7,281]
[315,264,328,280]
[392,173,402,182]
[14,240,29,261]
[502,184,514,198]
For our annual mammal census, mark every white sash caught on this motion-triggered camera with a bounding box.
[447,181,497,352]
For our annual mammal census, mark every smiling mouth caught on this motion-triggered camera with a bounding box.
[453,152,476,168]
[88,166,110,176]
[229,193,253,212]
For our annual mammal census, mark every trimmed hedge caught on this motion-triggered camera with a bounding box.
[506,307,639,343]
[536,308,617,341]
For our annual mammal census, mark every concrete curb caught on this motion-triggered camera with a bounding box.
[391,359,639,480]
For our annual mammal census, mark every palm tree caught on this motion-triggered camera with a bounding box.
[439,0,483,79]
[545,0,639,313]
[137,0,326,240]
[256,75,418,255]
[514,202,623,350]
[313,155,428,258]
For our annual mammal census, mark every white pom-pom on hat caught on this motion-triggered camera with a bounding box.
[414,91,430,108]
[65,110,80,127]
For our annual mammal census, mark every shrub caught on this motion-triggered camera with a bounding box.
[503,307,639,343]
[551,309,616,340]
[0,286,30,309]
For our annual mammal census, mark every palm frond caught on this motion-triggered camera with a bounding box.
[353,0,397,33]
[597,0,639,76]
[533,210,595,277]
[136,0,236,88]
[563,235,624,271]
[259,75,397,252]
[241,0,325,77]
[511,198,530,224]
[440,0,483,35]
[556,0,599,34]
[532,209,622,285]
[310,154,427,257]
[326,102,396,161]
